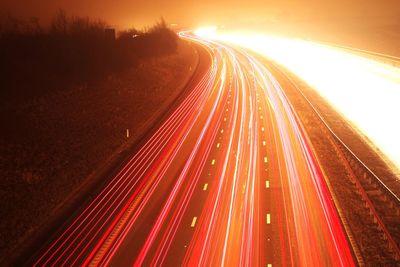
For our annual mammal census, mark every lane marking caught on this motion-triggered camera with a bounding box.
[226,108,229,112]
[263,141,266,146]
[266,214,271,224]
[191,217,198,227]
[267,264,272,267]
[264,157,268,163]
[221,129,224,134]
[216,143,220,148]
[203,183,208,191]
[211,159,216,165]
[260,115,263,119]
[224,117,227,122]
[261,127,265,132]
[265,180,270,188]
[258,107,262,111]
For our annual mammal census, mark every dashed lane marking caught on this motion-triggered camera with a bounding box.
[191,217,198,227]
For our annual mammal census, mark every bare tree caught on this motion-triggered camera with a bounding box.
[51,9,68,35]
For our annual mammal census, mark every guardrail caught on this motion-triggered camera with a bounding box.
[320,42,400,68]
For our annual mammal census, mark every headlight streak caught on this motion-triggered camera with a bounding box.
[256,59,351,265]
[199,30,400,170]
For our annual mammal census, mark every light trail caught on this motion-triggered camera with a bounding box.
[32,31,355,266]
[195,28,400,170]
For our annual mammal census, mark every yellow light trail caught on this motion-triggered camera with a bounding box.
[196,28,400,171]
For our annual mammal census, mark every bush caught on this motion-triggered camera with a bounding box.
[0,11,178,102]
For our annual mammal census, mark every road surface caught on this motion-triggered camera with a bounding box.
[31,33,355,266]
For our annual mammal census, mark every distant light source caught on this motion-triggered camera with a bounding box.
[194,26,217,38]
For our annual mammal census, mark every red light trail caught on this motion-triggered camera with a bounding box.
[32,32,355,266]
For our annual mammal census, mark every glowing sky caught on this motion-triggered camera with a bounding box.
[1,0,400,29]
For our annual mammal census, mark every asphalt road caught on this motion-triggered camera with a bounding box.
[32,33,355,266]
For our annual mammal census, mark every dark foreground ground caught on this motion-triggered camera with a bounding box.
[0,39,197,264]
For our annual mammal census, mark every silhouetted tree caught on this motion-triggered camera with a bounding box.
[26,17,42,34]
[0,11,178,101]
[50,9,68,35]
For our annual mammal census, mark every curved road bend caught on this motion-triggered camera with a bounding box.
[31,33,355,267]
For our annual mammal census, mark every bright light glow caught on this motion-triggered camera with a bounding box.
[194,26,217,38]
[201,30,400,170]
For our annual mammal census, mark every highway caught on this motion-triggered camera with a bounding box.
[32,32,355,266]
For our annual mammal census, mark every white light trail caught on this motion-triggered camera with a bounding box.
[197,29,400,170]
